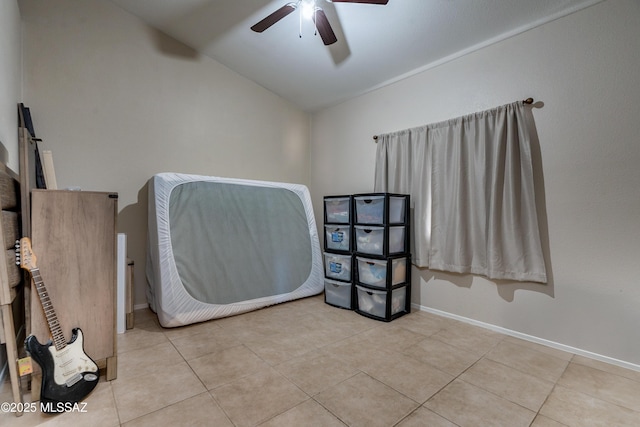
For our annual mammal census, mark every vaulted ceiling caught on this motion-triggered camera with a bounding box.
[108,0,601,111]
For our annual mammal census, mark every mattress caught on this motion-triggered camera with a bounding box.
[146,172,323,327]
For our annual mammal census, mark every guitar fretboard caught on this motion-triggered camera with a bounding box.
[31,268,67,351]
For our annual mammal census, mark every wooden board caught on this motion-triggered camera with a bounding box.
[29,190,117,381]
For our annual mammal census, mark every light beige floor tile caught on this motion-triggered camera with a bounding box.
[485,339,569,383]
[355,324,429,353]
[10,381,119,427]
[539,385,640,426]
[214,312,287,342]
[258,398,345,427]
[111,361,206,423]
[188,344,269,389]
[424,379,536,427]
[396,407,457,427]
[530,414,569,427]
[389,310,451,337]
[210,367,308,427]
[503,336,574,361]
[314,372,419,427]
[557,362,640,412]
[430,322,504,356]
[363,352,454,403]
[571,355,640,383]
[319,334,399,371]
[170,327,242,361]
[9,298,640,427]
[311,310,377,338]
[131,308,159,328]
[290,318,358,348]
[116,341,184,378]
[242,330,320,365]
[275,349,360,396]
[0,408,43,427]
[122,391,233,427]
[459,358,554,411]
[403,336,481,376]
[161,318,222,341]
[117,325,168,354]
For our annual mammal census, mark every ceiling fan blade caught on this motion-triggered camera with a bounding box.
[313,8,338,45]
[251,3,297,33]
[329,0,389,4]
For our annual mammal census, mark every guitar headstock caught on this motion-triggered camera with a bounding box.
[16,237,37,271]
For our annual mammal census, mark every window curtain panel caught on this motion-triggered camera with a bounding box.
[374,101,547,283]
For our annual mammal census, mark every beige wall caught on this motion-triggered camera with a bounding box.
[310,0,640,367]
[0,0,22,170]
[20,0,311,307]
[0,0,22,384]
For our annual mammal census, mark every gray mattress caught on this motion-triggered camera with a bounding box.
[146,173,323,327]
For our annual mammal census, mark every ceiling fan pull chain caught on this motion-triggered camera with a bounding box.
[314,3,318,36]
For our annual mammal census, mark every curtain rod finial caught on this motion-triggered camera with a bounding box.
[523,97,534,104]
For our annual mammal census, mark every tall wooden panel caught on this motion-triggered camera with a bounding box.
[29,190,118,387]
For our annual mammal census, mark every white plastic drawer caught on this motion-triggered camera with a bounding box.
[388,196,408,224]
[324,279,352,309]
[325,225,351,252]
[354,196,384,224]
[324,197,351,224]
[354,194,409,224]
[354,225,384,255]
[356,256,407,288]
[356,285,407,319]
[354,225,406,256]
[324,252,352,282]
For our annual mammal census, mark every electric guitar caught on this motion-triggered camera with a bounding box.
[17,237,99,410]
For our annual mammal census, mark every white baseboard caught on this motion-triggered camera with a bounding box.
[412,302,640,373]
[134,303,149,311]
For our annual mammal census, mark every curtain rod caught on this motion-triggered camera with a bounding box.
[372,97,535,141]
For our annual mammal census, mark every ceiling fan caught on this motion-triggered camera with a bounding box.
[251,0,389,46]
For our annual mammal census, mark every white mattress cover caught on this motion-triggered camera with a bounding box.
[146,172,323,327]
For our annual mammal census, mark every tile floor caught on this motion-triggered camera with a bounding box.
[2,294,640,426]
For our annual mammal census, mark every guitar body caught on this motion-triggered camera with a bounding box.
[25,327,99,409]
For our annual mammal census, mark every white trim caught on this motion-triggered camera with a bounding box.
[412,302,640,373]
[134,303,149,311]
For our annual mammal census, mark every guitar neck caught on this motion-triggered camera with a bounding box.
[31,267,67,351]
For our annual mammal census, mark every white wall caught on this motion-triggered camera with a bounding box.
[311,0,640,367]
[19,0,311,306]
[0,0,22,170]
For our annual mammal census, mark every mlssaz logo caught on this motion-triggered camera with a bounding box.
[39,401,88,414]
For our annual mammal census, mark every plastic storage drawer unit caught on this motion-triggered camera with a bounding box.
[355,284,410,322]
[324,196,352,224]
[323,252,353,282]
[324,224,352,253]
[324,278,353,309]
[356,255,409,289]
[353,193,409,225]
[354,225,407,256]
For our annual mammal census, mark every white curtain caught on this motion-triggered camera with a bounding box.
[374,101,547,283]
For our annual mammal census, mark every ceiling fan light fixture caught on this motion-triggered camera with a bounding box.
[301,0,316,20]
[251,0,388,44]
